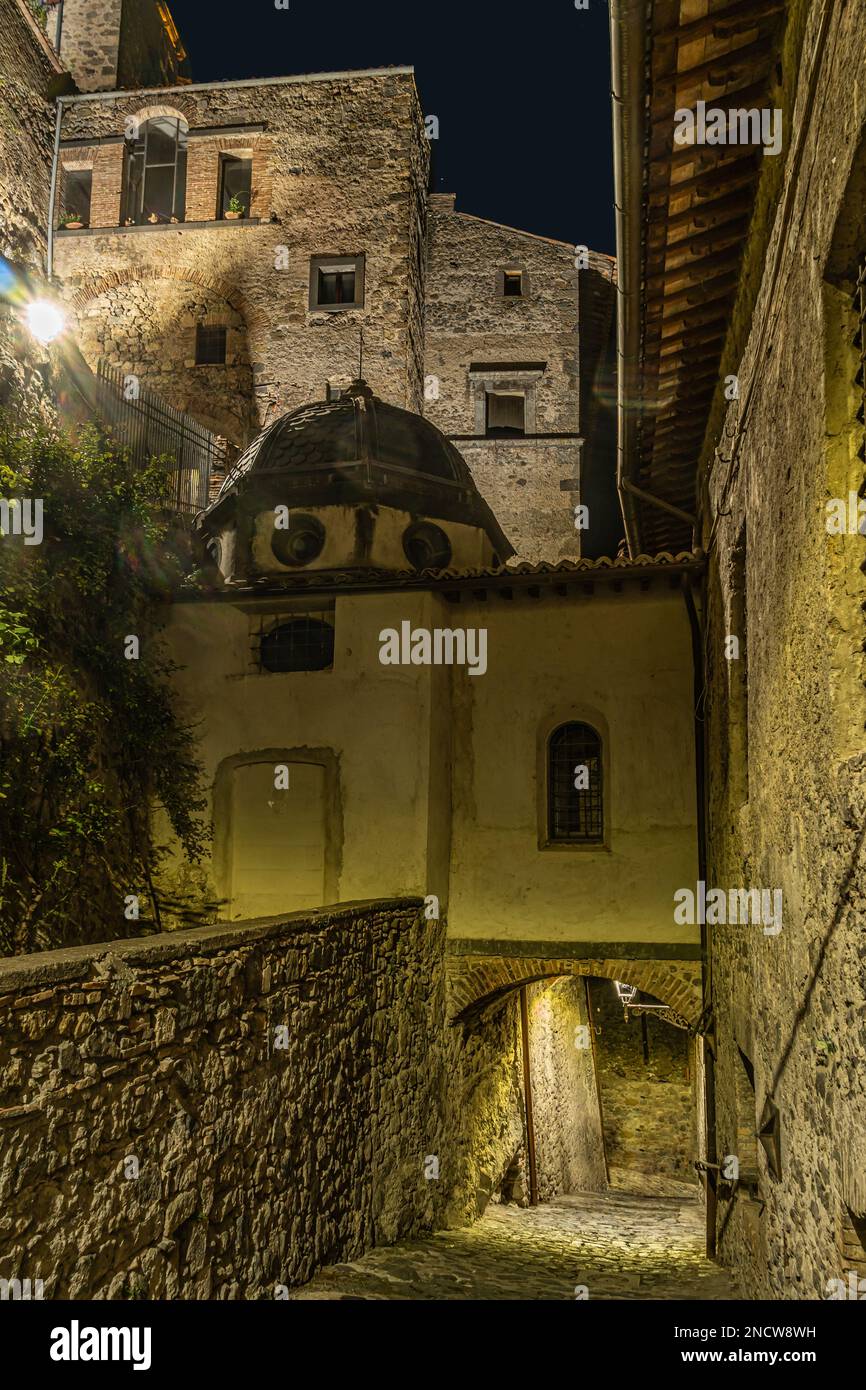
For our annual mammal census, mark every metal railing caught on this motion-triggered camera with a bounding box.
[94,362,226,515]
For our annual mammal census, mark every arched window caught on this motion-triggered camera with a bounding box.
[548,722,603,843]
[123,116,188,225]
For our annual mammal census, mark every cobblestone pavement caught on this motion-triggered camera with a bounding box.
[290,1190,741,1300]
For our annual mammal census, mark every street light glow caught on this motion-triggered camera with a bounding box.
[25,299,65,344]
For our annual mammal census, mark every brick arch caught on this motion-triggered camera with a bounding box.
[68,267,244,315]
[125,103,192,126]
[446,951,702,1026]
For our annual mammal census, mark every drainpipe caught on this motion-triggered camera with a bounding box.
[610,0,646,558]
[682,572,717,1259]
[518,986,539,1207]
[46,96,65,282]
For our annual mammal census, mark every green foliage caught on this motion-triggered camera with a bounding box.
[0,418,211,954]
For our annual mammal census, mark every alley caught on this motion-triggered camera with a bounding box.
[289,1191,741,1300]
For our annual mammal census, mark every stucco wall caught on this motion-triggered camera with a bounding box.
[447,587,699,944]
[703,0,866,1299]
[163,583,699,953]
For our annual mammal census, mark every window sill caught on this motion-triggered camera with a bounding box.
[56,218,264,237]
[308,304,365,314]
[537,839,611,854]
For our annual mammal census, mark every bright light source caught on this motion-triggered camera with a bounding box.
[25,299,65,344]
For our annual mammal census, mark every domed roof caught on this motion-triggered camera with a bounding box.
[204,380,513,556]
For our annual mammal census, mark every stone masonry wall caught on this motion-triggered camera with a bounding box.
[55,71,429,447]
[0,900,457,1298]
[703,0,866,1299]
[52,0,188,94]
[424,199,582,563]
[0,899,541,1296]
[527,977,607,1199]
[589,977,695,1190]
[0,0,65,420]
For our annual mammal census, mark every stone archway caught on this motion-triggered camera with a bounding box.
[446,948,702,1027]
[68,272,253,447]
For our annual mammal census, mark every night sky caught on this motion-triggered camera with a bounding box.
[169,0,615,256]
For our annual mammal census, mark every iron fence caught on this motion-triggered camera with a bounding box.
[94,362,225,515]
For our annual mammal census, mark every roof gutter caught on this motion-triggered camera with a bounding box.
[610,0,647,558]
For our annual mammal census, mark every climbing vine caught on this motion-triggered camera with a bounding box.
[0,416,211,955]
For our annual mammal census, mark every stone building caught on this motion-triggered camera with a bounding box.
[48,34,616,562]
[611,0,866,1299]
[7,0,863,1308]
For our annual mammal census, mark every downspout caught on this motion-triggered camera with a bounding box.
[610,0,645,558]
[518,986,539,1206]
[55,0,65,52]
[46,97,65,282]
[682,572,717,1259]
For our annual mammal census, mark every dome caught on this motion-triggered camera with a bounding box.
[204,380,514,558]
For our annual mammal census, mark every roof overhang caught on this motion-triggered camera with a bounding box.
[610,0,787,556]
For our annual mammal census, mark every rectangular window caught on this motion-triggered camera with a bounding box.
[122,116,187,225]
[503,270,523,297]
[62,169,92,227]
[195,324,227,365]
[486,390,526,437]
[219,155,252,218]
[309,255,365,311]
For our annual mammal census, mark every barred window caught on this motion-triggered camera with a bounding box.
[548,722,603,843]
[258,617,334,673]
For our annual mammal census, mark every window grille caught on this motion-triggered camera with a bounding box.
[195,324,227,365]
[548,722,603,842]
[256,615,335,673]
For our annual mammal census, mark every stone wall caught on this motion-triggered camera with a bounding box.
[51,0,189,94]
[0,900,458,1298]
[703,0,866,1299]
[76,276,253,443]
[55,70,429,446]
[588,977,696,1190]
[527,977,607,1199]
[0,0,65,420]
[0,898,560,1296]
[424,198,583,562]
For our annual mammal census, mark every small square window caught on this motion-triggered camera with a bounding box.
[219,156,252,219]
[503,270,523,297]
[196,324,227,365]
[486,390,525,437]
[309,255,365,311]
[62,169,92,227]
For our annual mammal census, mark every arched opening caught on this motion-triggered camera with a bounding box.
[72,274,253,448]
[445,960,704,1230]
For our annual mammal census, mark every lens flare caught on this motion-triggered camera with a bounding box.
[25,300,65,344]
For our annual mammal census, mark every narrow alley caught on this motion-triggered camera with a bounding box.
[290,1191,740,1301]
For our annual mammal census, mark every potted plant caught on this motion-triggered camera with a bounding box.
[224,195,246,221]
[59,210,83,231]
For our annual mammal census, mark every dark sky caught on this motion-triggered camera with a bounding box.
[168,0,615,255]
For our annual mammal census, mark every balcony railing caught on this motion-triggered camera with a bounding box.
[94,362,226,516]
